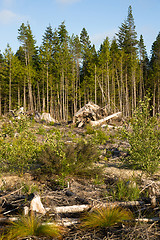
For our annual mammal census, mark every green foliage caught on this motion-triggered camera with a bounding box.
[108,179,140,201]
[85,125,110,144]
[0,119,41,175]
[36,130,66,175]
[4,215,64,239]
[0,131,40,174]
[64,140,101,177]
[1,117,31,137]
[22,183,39,194]
[81,207,132,229]
[36,135,101,179]
[120,97,160,174]
[36,126,46,135]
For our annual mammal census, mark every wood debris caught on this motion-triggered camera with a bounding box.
[73,101,122,127]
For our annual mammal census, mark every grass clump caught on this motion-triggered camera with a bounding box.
[4,215,64,239]
[108,179,140,202]
[81,207,132,229]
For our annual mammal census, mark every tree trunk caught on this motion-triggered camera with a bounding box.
[107,62,110,112]
[139,63,143,102]
[116,69,122,112]
[125,71,129,117]
[42,76,45,112]
[46,63,49,113]
[112,68,116,112]
[0,83,1,116]
[18,83,21,107]
[153,80,156,116]
[132,68,136,113]
[37,82,41,112]
[28,56,34,112]
[50,86,53,116]
[95,65,97,105]
[158,77,160,114]
[9,58,12,111]
[23,78,26,111]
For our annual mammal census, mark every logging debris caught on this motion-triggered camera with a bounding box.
[73,101,122,127]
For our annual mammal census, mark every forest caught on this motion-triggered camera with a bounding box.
[0,5,159,120]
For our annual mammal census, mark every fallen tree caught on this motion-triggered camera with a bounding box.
[90,112,122,127]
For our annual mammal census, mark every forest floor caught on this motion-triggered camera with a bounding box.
[0,120,160,239]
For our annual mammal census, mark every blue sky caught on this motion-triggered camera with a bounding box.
[0,0,160,57]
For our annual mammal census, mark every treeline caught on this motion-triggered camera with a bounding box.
[0,6,159,120]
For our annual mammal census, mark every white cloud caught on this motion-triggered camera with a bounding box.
[0,9,22,24]
[56,0,81,4]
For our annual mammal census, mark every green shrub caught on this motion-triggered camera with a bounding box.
[64,140,101,177]
[85,125,110,145]
[35,131,66,177]
[85,124,96,134]
[120,97,160,174]
[0,130,40,175]
[93,129,110,145]
[36,136,101,179]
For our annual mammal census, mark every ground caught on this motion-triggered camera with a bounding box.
[0,120,160,239]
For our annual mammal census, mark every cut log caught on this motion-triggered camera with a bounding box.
[135,217,160,223]
[0,217,18,223]
[53,201,143,214]
[54,204,91,214]
[56,218,79,226]
[90,112,122,127]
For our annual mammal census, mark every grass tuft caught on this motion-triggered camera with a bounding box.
[81,206,133,229]
[4,215,65,239]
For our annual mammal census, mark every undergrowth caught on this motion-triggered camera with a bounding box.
[107,178,140,201]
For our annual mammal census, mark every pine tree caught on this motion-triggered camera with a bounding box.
[116,5,138,116]
[40,24,54,113]
[117,5,138,55]
[57,21,71,120]
[138,35,148,102]
[69,34,82,114]
[150,32,160,114]
[80,28,96,105]
[98,37,111,110]
[3,44,13,111]
[18,22,37,111]
[110,37,121,112]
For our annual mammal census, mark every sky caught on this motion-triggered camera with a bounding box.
[0,0,160,57]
